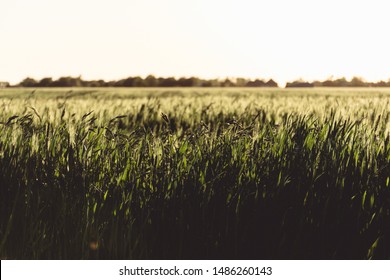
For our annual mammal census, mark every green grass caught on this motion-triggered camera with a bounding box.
[0,88,389,259]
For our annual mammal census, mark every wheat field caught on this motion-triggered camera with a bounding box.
[0,87,389,259]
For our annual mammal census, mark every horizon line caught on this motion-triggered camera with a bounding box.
[2,75,390,87]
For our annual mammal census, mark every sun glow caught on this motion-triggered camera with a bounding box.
[1,0,390,85]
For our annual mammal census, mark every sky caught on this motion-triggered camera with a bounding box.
[1,0,390,86]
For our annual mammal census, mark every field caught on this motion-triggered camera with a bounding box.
[0,87,389,259]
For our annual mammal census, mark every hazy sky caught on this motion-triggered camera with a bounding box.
[1,0,390,85]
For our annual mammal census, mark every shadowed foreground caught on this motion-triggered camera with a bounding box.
[0,91,389,259]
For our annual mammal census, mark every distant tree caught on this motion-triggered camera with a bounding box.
[158,77,177,87]
[190,77,201,87]
[372,81,387,87]
[121,77,136,87]
[177,77,200,87]
[333,77,348,87]
[385,79,390,87]
[200,80,212,87]
[246,79,265,87]
[87,80,107,87]
[285,79,313,88]
[350,77,366,87]
[0,81,10,88]
[51,76,83,87]
[322,80,332,86]
[106,80,117,87]
[132,76,145,87]
[113,78,125,87]
[322,77,348,87]
[145,75,158,87]
[200,79,220,87]
[265,79,278,87]
[37,77,53,87]
[99,80,108,87]
[221,78,234,87]
[178,78,189,87]
[97,80,108,87]
[236,78,249,87]
[19,77,38,87]
[312,80,323,87]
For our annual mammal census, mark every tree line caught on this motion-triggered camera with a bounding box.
[3,76,390,88]
[7,76,279,88]
[286,77,390,87]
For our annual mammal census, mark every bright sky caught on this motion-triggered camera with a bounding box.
[1,0,390,86]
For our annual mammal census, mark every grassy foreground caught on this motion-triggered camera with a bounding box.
[0,88,389,259]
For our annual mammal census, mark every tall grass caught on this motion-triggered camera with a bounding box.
[0,89,389,259]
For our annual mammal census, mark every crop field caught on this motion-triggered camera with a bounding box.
[0,87,389,259]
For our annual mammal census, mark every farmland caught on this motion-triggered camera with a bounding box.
[0,87,389,259]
